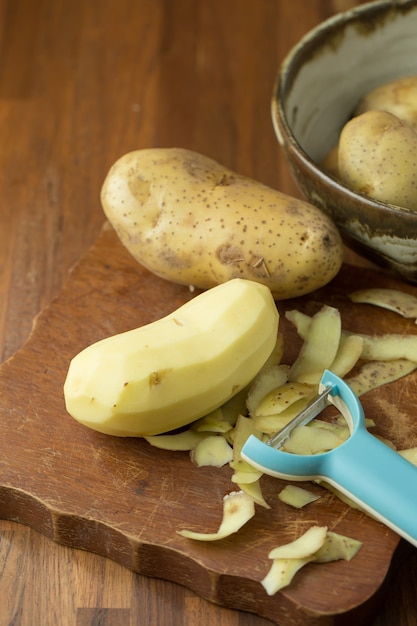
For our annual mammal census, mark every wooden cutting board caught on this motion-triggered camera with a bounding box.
[1,222,416,626]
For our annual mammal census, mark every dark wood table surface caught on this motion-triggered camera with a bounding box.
[1,1,416,624]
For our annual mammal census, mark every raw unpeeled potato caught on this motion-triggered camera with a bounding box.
[338,110,417,211]
[355,75,417,130]
[322,75,417,210]
[101,148,343,299]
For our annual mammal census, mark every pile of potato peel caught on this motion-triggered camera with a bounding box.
[146,286,417,595]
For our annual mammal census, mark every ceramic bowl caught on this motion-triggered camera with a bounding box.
[272,0,417,283]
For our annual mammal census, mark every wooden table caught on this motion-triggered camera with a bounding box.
[1,1,416,624]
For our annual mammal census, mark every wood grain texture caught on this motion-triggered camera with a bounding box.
[0,0,416,625]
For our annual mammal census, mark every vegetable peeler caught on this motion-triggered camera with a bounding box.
[241,370,417,547]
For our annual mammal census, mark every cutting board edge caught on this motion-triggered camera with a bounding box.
[0,480,389,626]
[1,224,409,626]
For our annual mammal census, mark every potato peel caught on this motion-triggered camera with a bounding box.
[314,531,363,563]
[231,415,263,463]
[246,364,289,417]
[358,334,417,362]
[346,359,417,396]
[231,469,263,484]
[349,288,417,321]
[289,306,341,383]
[285,309,310,339]
[190,435,233,468]
[192,409,234,433]
[278,485,321,509]
[177,490,255,541]
[262,556,314,595]
[145,430,206,451]
[329,334,363,378]
[236,478,270,509]
[286,307,417,364]
[283,425,345,455]
[254,381,315,418]
[268,526,328,559]
[262,527,362,595]
[253,396,316,434]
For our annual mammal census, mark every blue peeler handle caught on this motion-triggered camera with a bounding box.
[241,370,417,547]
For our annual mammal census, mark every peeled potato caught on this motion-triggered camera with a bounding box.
[337,110,417,211]
[101,148,343,299]
[355,75,417,130]
[64,278,278,436]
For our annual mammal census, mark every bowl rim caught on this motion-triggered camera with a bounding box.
[272,0,417,222]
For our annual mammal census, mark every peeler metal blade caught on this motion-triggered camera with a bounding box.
[266,384,335,450]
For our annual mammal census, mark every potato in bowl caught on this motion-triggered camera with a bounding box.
[272,0,417,282]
